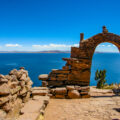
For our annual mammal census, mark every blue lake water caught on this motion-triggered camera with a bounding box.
[0,53,119,86]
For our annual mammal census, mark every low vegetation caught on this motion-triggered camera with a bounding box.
[95,69,107,89]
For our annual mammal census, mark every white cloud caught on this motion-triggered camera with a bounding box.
[5,44,22,47]
[32,43,79,49]
[107,45,111,47]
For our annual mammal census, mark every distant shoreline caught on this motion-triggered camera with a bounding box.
[0,51,118,53]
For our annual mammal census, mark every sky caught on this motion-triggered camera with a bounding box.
[0,0,120,52]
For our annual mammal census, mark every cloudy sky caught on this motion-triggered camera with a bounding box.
[0,0,120,52]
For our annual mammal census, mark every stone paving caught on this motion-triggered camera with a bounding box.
[44,88,120,120]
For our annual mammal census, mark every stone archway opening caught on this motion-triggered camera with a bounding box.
[90,42,120,87]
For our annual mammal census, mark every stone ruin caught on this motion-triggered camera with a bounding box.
[39,26,120,99]
[0,67,33,119]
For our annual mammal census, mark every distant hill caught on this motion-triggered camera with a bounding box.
[0,50,70,53]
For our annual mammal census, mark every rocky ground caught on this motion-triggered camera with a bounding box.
[44,87,120,120]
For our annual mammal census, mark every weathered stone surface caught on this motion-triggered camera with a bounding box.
[21,100,44,114]
[10,86,21,95]
[20,87,27,95]
[0,96,9,106]
[48,81,64,87]
[54,87,67,95]
[32,87,49,91]
[0,78,8,83]
[32,90,48,96]
[68,90,80,99]
[20,74,27,81]
[0,109,6,119]
[55,94,65,99]
[81,86,90,91]
[42,81,48,87]
[81,94,90,98]
[75,85,81,90]
[66,86,75,90]
[52,70,70,74]
[0,68,32,119]
[0,83,10,95]
[38,74,48,80]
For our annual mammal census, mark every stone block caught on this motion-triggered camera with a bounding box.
[38,74,48,80]
[52,70,70,74]
[0,96,9,106]
[0,83,10,95]
[68,90,80,99]
[81,94,90,98]
[66,86,75,90]
[48,81,64,87]
[42,81,48,87]
[55,94,65,99]
[10,86,21,95]
[54,87,67,95]
[32,90,48,96]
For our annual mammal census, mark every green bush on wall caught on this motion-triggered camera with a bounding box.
[95,69,107,89]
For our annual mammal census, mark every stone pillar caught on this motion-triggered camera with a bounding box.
[79,33,84,47]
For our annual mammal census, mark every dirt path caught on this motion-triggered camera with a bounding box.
[44,88,120,120]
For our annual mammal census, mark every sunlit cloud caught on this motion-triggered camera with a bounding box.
[5,44,22,47]
[32,43,79,49]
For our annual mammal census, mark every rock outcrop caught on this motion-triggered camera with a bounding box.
[0,68,33,120]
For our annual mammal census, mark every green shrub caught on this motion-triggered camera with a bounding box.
[95,69,107,89]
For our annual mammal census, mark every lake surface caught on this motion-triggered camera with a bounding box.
[0,53,119,86]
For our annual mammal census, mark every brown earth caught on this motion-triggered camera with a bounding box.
[44,87,120,120]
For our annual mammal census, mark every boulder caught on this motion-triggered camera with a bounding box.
[0,83,10,95]
[68,90,80,99]
[38,74,48,80]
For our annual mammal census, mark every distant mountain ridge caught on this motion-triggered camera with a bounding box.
[0,50,70,53]
[0,50,118,53]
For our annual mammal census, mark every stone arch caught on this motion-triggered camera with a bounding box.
[70,26,120,86]
[39,26,120,98]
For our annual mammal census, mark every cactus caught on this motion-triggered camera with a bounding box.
[95,69,106,89]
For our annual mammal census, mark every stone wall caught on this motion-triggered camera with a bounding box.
[39,26,120,99]
[0,68,33,119]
